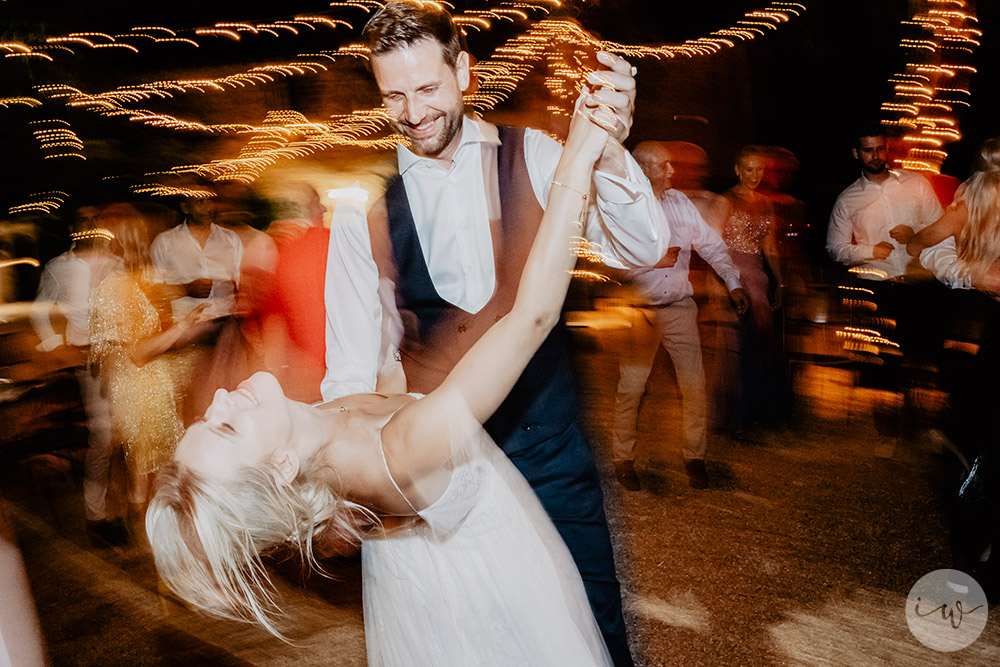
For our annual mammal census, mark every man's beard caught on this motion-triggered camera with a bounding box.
[862,160,887,175]
[397,105,463,158]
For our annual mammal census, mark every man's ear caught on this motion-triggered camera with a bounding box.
[455,51,471,93]
[851,147,859,161]
[270,449,300,485]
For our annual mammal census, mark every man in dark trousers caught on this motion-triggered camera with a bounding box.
[322,3,671,664]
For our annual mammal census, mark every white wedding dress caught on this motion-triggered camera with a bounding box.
[361,407,613,667]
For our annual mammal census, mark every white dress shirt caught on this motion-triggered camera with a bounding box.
[624,189,741,306]
[826,169,943,280]
[31,247,122,350]
[150,221,243,321]
[321,116,671,400]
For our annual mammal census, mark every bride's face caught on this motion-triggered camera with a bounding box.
[174,372,294,478]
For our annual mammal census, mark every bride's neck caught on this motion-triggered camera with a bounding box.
[286,400,342,464]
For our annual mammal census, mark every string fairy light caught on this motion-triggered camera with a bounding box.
[6,1,808,214]
[880,0,979,173]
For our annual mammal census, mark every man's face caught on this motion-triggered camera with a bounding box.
[639,149,675,196]
[371,38,470,162]
[853,136,888,176]
[181,197,215,226]
[306,190,327,225]
[74,206,100,232]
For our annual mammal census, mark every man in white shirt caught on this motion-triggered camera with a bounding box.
[826,126,943,281]
[612,142,750,492]
[321,4,670,664]
[30,206,125,545]
[150,193,243,323]
[827,126,947,369]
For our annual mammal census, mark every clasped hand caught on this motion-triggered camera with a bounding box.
[566,51,637,163]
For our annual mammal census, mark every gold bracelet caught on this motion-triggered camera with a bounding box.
[551,181,589,227]
[551,180,588,198]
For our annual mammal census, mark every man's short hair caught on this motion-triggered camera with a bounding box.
[631,141,668,172]
[362,1,463,68]
[854,121,888,149]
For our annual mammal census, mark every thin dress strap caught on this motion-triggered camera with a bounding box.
[378,436,420,515]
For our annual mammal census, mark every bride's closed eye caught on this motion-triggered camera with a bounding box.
[208,421,237,437]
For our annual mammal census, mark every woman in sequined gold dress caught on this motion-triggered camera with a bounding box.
[713,146,785,430]
[89,205,213,519]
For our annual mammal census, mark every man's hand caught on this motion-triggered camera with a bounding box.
[586,51,636,178]
[889,224,915,245]
[873,241,894,260]
[653,247,681,269]
[729,287,751,316]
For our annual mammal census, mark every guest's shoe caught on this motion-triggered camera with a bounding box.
[614,460,641,491]
[684,459,710,489]
[87,518,130,547]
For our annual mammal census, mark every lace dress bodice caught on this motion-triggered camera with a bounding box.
[723,193,774,255]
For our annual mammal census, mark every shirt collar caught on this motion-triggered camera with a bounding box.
[857,168,903,191]
[180,219,220,236]
[396,115,500,175]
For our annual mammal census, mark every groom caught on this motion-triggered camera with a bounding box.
[322,3,670,664]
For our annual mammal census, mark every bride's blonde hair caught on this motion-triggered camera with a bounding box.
[956,136,1000,274]
[146,454,374,638]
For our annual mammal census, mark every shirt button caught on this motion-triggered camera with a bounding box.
[521,423,532,431]
[458,324,467,333]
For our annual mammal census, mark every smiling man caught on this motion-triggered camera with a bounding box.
[320,4,673,664]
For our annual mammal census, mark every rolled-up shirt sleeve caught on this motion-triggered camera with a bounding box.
[920,237,971,289]
[524,129,669,269]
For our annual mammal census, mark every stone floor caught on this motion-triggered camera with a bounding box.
[4,328,1000,666]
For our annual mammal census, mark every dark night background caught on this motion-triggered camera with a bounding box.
[2,0,997,272]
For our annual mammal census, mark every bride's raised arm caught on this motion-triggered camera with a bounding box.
[383,58,628,451]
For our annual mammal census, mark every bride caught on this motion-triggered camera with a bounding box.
[146,67,623,666]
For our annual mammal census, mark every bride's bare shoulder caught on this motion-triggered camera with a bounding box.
[380,389,476,462]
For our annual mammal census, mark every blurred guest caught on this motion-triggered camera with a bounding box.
[30,204,126,545]
[213,182,276,368]
[259,181,329,403]
[265,180,328,246]
[150,189,248,423]
[0,501,47,667]
[90,205,211,531]
[760,146,810,285]
[150,189,243,323]
[713,146,785,431]
[612,142,749,491]
[663,141,729,230]
[826,124,942,281]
